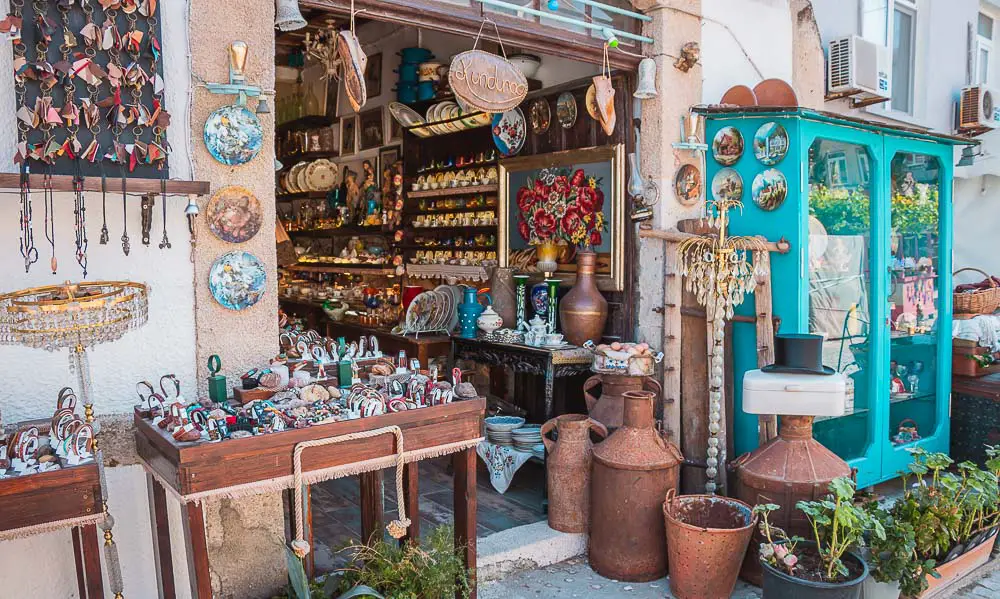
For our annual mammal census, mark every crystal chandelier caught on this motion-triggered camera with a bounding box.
[0,280,148,599]
[678,198,767,494]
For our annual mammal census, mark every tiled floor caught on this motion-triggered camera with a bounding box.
[309,454,547,570]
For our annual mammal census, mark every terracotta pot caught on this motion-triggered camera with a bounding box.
[589,390,683,582]
[541,414,608,533]
[488,267,517,329]
[663,491,757,599]
[915,533,996,598]
[583,372,661,430]
[559,251,608,346]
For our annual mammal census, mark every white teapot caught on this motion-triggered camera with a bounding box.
[521,314,548,346]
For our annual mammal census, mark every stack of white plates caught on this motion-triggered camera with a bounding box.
[485,416,525,447]
[511,425,542,452]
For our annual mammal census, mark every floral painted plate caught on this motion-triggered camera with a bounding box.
[203,104,263,166]
[556,92,578,129]
[492,107,526,156]
[206,186,263,243]
[209,251,266,310]
[711,167,743,202]
[752,168,788,211]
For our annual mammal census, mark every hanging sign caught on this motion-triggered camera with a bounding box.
[448,49,528,114]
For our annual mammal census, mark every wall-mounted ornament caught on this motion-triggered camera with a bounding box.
[711,126,744,166]
[209,250,266,310]
[711,167,743,202]
[557,91,578,129]
[674,163,702,206]
[448,21,528,113]
[529,98,550,135]
[203,42,270,166]
[751,168,788,211]
[752,122,789,166]
[491,107,526,156]
[593,44,616,135]
[206,186,263,243]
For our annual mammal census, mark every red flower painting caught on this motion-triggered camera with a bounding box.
[515,166,607,247]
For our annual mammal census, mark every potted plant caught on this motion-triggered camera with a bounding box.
[861,502,937,599]
[754,477,877,599]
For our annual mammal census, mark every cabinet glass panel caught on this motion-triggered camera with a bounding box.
[887,152,940,447]
[807,139,874,462]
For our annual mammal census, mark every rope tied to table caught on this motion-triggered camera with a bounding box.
[290,425,411,558]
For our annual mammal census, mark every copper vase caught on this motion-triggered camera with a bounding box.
[559,251,608,346]
[488,267,517,329]
[583,372,661,431]
[590,390,683,582]
[541,414,608,533]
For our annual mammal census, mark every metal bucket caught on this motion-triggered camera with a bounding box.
[663,490,757,599]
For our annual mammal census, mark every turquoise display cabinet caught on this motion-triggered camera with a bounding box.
[698,107,969,487]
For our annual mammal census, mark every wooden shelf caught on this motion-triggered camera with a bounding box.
[279,151,339,163]
[410,224,497,233]
[288,264,399,276]
[407,184,498,198]
[0,173,210,195]
[286,225,392,237]
[399,244,496,251]
[404,206,498,216]
[277,114,333,134]
[414,161,497,176]
[277,191,329,202]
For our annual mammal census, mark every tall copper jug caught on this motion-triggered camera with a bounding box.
[590,390,683,582]
[583,372,661,430]
[541,414,608,533]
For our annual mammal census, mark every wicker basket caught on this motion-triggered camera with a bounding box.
[954,268,1000,315]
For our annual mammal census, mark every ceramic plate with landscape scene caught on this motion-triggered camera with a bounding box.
[753,122,789,166]
[209,251,266,310]
[203,104,263,166]
[492,108,526,156]
[752,168,788,211]
[711,167,743,202]
[556,92,578,129]
[712,126,744,166]
[499,145,625,291]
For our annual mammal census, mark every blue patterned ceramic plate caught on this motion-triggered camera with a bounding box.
[485,416,526,432]
[209,251,266,310]
[492,107,526,156]
[204,104,264,166]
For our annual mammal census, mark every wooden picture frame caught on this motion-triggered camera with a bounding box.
[498,144,625,291]
[341,115,357,156]
[358,108,385,151]
[365,52,383,98]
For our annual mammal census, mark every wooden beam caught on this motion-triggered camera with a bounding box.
[661,241,682,445]
[79,523,105,599]
[753,248,778,444]
[0,173,211,196]
[148,474,177,599]
[360,471,384,545]
[400,462,420,546]
[453,448,477,599]
[183,502,213,599]
[639,227,792,254]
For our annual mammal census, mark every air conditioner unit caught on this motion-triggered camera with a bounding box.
[827,35,891,103]
[958,85,1000,131]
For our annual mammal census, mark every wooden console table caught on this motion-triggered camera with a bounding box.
[135,399,484,599]
[450,336,592,420]
[0,463,105,598]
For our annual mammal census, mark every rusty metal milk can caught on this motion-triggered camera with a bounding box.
[542,414,608,533]
[589,390,683,581]
[732,415,851,585]
[583,373,661,430]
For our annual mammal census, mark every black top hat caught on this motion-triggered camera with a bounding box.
[761,333,835,375]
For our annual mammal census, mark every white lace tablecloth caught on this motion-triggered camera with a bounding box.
[476,441,540,494]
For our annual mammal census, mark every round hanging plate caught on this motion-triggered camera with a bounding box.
[492,107,526,156]
[585,84,600,121]
[673,163,702,206]
[556,91,578,129]
[712,126,744,166]
[751,168,788,211]
[711,167,744,202]
[752,122,789,166]
[306,159,338,191]
[529,98,551,135]
[206,186,264,243]
[389,101,424,129]
[209,251,267,310]
[203,104,263,166]
[294,161,312,192]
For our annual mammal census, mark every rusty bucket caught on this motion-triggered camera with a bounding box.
[663,490,757,599]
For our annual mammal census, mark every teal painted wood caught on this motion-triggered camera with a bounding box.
[704,111,957,487]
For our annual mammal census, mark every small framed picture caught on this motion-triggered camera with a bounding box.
[341,115,357,156]
[365,52,383,98]
[358,107,385,151]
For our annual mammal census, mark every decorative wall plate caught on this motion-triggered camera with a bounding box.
[753,122,789,166]
[209,251,267,310]
[204,104,263,166]
[207,186,263,243]
[751,168,788,211]
[529,98,551,135]
[492,107,526,156]
[556,92,578,129]
[711,126,744,166]
[389,102,424,127]
[305,159,338,191]
[711,167,743,202]
[585,83,600,120]
[674,163,702,206]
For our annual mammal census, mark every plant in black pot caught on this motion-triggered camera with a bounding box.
[755,477,879,599]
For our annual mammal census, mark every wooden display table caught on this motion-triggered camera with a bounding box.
[0,463,105,598]
[135,399,484,599]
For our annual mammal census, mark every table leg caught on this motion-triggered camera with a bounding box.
[400,462,420,546]
[148,474,176,599]
[72,524,105,599]
[544,362,555,421]
[72,526,86,597]
[183,501,213,599]
[360,470,384,545]
[453,448,477,599]
[304,484,315,578]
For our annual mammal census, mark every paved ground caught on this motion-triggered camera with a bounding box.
[479,555,1000,599]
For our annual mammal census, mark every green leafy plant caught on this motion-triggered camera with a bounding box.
[796,477,884,582]
[752,503,801,575]
[863,502,937,596]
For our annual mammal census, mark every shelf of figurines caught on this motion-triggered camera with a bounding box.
[0,173,210,195]
[134,330,484,497]
[0,389,103,534]
[288,263,403,276]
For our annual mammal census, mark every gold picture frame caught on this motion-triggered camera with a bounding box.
[498,144,625,291]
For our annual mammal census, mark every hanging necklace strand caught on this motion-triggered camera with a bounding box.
[74,170,88,277]
[158,175,170,249]
[19,166,38,273]
[100,173,110,244]
[120,171,130,256]
[43,169,56,274]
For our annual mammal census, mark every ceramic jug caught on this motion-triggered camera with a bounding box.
[477,304,503,334]
[542,414,608,533]
[458,287,487,339]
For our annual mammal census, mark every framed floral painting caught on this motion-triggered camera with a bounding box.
[498,144,625,291]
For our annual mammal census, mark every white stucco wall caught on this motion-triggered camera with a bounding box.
[0,1,196,597]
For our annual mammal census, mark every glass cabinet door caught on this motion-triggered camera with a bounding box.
[886,151,942,452]
[807,138,877,465]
